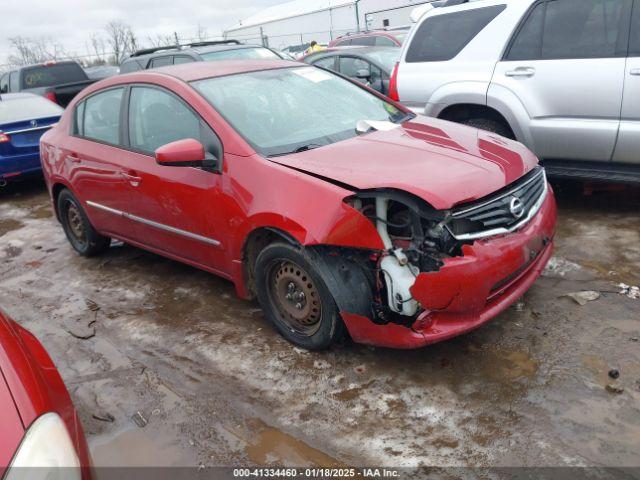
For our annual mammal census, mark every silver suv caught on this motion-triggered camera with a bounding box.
[393,0,640,183]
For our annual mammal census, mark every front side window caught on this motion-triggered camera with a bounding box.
[507,0,632,61]
[83,88,123,145]
[406,5,506,62]
[542,0,631,59]
[128,86,201,154]
[630,0,640,55]
[200,47,280,61]
[193,67,408,157]
[339,56,371,79]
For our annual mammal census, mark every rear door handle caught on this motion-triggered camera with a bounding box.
[121,172,142,187]
[66,153,80,163]
[630,68,640,76]
[505,67,536,78]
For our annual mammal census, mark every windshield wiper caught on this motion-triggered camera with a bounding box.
[268,143,324,158]
[390,112,416,124]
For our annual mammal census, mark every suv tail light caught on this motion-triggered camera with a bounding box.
[0,132,10,143]
[389,62,400,102]
[43,90,58,105]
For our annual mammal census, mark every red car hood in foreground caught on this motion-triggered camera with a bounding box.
[269,117,539,210]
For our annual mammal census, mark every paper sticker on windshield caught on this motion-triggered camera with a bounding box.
[293,68,332,83]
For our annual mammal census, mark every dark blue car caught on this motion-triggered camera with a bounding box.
[0,93,62,184]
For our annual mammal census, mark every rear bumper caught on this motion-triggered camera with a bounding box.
[0,152,42,181]
[341,187,558,349]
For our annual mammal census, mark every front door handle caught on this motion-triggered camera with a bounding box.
[630,68,640,76]
[505,67,536,78]
[121,172,142,187]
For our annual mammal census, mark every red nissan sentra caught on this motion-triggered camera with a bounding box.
[40,60,557,350]
[0,310,92,478]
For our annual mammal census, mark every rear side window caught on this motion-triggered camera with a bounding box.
[375,36,397,47]
[149,56,172,68]
[406,5,506,62]
[82,88,124,145]
[0,74,8,93]
[128,86,201,154]
[173,56,193,65]
[506,0,632,61]
[74,102,86,136]
[351,36,376,46]
[9,72,19,91]
[313,57,337,70]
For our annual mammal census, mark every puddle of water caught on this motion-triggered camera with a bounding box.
[239,420,342,467]
[0,218,24,237]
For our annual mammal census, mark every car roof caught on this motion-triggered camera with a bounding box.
[122,43,268,64]
[117,59,303,83]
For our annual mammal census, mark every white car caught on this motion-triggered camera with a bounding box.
[390,0,640,183]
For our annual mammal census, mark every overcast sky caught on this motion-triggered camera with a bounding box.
[1,0,284,65]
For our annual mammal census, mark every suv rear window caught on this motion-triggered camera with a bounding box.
[20,63,87,89]
[406,5,506,63]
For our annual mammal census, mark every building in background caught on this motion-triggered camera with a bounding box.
[224,0,429,50]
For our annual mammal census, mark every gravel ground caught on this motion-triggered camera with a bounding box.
[0,180,638,473]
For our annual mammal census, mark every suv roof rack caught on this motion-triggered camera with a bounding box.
[130,39,242,58]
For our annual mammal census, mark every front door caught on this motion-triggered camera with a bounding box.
[119,85,226,271]
[612,0,640,163]
[491,0,631,162]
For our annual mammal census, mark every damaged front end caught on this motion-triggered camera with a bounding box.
[333,167,557,349]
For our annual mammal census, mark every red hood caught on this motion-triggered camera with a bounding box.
[269,116,539,210]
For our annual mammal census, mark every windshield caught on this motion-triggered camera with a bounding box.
[200,47,280,61]
[364,49,401,71]
[192,67,408,157]
[0,95,63,123]
[20,63,87,89]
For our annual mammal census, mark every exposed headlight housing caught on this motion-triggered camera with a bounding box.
[6,413,81,480]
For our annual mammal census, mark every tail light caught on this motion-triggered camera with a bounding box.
[0,132,10,143]
[43,90,58,105]
[389,62,400,102]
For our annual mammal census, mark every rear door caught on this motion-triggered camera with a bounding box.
[65,87,137,237]
[493,0,632,162]
[612,0,640,163]
[120,85,225,268]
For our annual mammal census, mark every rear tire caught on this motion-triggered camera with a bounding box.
[57,189,110,257]
[462,118,514,139]
[254,243,343,350]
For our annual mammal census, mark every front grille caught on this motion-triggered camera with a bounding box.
[447,167,547,240]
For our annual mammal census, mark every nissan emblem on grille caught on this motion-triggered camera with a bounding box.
[509,197,525,219]
[30,120,38,127]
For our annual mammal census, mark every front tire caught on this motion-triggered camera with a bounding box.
[254,243,343,350]
[57,189,110,257]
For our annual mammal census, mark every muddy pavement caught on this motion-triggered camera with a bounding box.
[0,180,638,469]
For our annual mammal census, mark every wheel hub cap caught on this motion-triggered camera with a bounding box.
[67,204,85,242]
[270,261,321,335]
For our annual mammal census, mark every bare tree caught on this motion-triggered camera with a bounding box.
[105,20,137,64]
[195,24,209,42]
[88,34,108,64]
[7,36,68,66]
[146,33,175,48]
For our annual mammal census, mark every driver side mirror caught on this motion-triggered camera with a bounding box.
[155,138,220,173]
